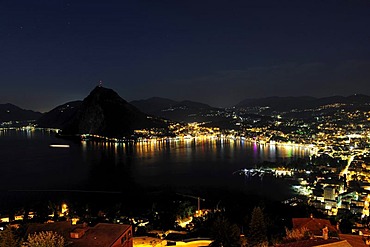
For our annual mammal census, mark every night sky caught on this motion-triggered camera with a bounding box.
[1,0,370,112]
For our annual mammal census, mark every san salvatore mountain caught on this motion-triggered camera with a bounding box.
[37,86,167,137]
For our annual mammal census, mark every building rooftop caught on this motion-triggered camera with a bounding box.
[26,221,131,247]
[339,234,367,247]
[277,239,351,247]
[292,218,337,236]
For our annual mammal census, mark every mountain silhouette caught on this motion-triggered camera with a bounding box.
[131,97,219,122]
[236,94,370,111]
[0,103,42,122]
[39,86,166,137]
[37,101,82,129]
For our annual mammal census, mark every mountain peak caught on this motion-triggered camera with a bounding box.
[86,86,126,103]
[59,86,166,137]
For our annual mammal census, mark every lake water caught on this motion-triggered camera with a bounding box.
[0,129,312,207]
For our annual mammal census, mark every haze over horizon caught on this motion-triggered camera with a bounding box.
[1,0,370,112]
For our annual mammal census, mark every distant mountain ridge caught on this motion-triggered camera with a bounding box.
[130,97,178,114]
[130,97,219,122]
[37,101,82,129]
[0,103,42,122]
[38,86,167,137]
[7,92,370,129]
[235,94,370,111]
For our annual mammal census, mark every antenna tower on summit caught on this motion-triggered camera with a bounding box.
[98,80,103,87]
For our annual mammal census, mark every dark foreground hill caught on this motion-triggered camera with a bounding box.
[38,86,167,137]
[0,103,42,122]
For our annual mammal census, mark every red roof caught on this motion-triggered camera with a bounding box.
[276,239,348,247]
[292,218,337,236]
[339,234,367,247]
[26,222,132,247]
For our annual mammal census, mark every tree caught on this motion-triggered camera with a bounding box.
[176,201,195,219]
[0,226,20,247]
[22,231,65,247]
[210,216,241,247]
[48,201,59,221]
[337,210,356,234]
[248,207,268,247]
[284,227,311,242]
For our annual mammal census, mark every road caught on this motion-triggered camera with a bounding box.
[340,155,355,177]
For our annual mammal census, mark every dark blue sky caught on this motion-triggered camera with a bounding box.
[1,0,370,112]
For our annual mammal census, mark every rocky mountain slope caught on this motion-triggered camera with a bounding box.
[38,86,167,137]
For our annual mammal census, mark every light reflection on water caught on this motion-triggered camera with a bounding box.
[78,137,312,186]
[0,130,313,199]
[117,138,311,162]
[80,137,311,164]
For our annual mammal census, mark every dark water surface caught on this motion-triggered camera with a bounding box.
[0,129,311,207]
